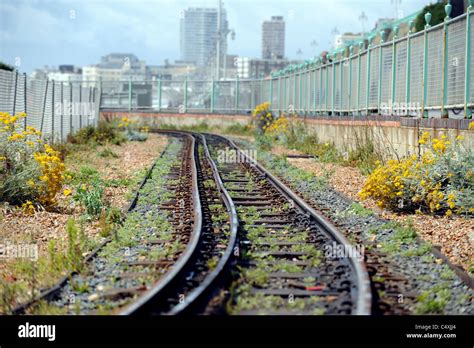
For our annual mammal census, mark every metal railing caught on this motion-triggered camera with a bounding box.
[101,5,474,118]
[99,6,474,119]
[2,5,473,120]
[0,69,100,142]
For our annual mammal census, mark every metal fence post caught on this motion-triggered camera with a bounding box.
[98,77,102,125]
[313,63,317,115]
[406,21,415,115]
[378,30,386,114]
[51,80,55,143]
[422,12,432,118]
[340,54,344,113]
[332,55,336,115]
[348,46,354,115]
[366,36,374,115]
[357,41,364,115]
[158,78,162,112]
[235,76,239,113]
[210,79,215,113]
[12,70,18,116]
[319,63,323,115]
[69,82,73,135]
[299,70,303,113]
[23,73,27,130]
[293,71,297,112]
[269,77,273,111]
[325,61,329,113]
[305,67,313,114]
[391,27,399,115]
[465,1,473,118]
[40,79,49,135]
[183,79,188,113]
[79,83,82,129]
[88,87,92,126]
[277,75,281,114]
[128,76,132,112]
[442,4,452,118]
[60,82,64,141]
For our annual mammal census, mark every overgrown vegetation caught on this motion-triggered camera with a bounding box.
[249,103,382,172]
[360,133,473,216]
[415,0,464,33]
[0,112,66,207]
[68,121,125,146]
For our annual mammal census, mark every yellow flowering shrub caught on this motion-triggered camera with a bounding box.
[118,116,132,129]
[0,112,65,207]
[252,102,273,133]
[359,132,473,216]
[266,113,289,134]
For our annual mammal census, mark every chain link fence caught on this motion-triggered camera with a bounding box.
[0,69,100,142]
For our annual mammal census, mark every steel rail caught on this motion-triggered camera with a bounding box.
[205,132,372,315]
[120,132,202,315]
[165,132,239,314]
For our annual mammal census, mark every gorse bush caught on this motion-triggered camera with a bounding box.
[252,102,273,134]
[0,112,66,206]
[118,117,150,142]
[359,133,474,216]
[68,121,125,145]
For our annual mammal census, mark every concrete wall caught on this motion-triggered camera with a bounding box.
[101,112,474,158]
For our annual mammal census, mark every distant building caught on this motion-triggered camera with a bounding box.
[262,16,285,59]
[180,7,228,67]
[373,18,395,31]
[30,65,82,82]
[333,33,364,50]
[236,57,300,79]
[82,53,146,87]
[146,60,197,80]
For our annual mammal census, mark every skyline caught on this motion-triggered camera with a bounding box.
[1,0,429,73]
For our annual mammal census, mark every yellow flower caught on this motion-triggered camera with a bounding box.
[8,133,25,141]
[419,132,430,145]
[63,188,72,196]
[21,201,35,215]
[27,180,35,187]
[0,156,5,161]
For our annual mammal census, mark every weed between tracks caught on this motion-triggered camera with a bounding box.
[206,143,327,315]
[5,138,180,314]
[227,136,473,315]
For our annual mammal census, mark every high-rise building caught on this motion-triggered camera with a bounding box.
[180,7,228,67]
[262,16,285,60]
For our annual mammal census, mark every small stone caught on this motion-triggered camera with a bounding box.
[97,285,105,292]
[88,293,100,302]
[435,259,443,265]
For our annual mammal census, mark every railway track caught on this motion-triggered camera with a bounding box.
[203,133,371,315]
[11,130,372,315]
[124,131,371,315]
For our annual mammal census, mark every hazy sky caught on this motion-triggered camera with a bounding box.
[0,0,430,73]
